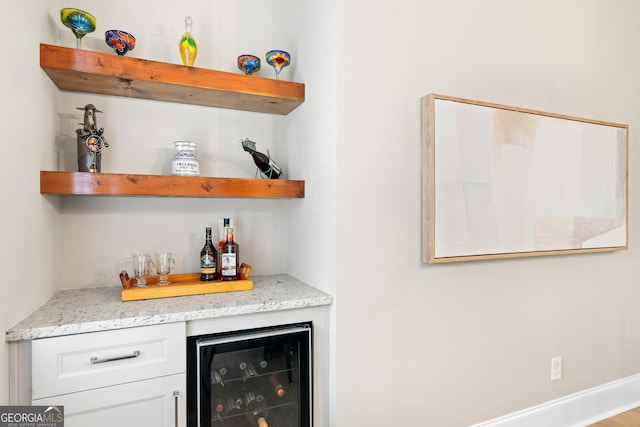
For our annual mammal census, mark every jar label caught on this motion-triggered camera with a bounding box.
[171,158,199,176]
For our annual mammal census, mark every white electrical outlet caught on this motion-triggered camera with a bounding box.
[551,357,562,381]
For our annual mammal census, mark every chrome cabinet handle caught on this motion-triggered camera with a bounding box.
[173,390,179,427]
[90,350,140,364]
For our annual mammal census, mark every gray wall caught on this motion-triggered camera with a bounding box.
[335,1,640,426]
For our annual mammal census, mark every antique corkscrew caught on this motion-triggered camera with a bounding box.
[76,104,109,172]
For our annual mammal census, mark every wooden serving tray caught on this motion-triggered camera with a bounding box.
[121,273,253,302]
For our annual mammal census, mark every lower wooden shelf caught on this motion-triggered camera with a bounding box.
[40,171,305,198]
[122,273,253,301]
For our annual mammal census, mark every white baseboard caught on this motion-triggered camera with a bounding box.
[469,373,640,427]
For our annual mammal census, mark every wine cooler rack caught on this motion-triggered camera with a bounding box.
[188,323,312,427]
[209,347,300,426]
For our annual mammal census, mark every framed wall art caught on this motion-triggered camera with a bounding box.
[422,94,628,263]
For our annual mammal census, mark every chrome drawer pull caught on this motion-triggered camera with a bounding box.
[173,390,179,427]
[90,350,141,364]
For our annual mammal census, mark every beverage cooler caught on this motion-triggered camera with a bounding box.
[187,323,312,427]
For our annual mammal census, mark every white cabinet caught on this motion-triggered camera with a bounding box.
[31,322,186,427]
[33,374,184,427]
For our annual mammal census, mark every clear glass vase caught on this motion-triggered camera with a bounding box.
[179,16,198,66]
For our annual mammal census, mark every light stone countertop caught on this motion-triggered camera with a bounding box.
[5,274,333,342]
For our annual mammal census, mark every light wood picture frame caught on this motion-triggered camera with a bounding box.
[422,94,628,263]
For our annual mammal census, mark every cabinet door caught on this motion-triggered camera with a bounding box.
[33,374,185,427]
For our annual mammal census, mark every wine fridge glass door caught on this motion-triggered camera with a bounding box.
[187,323,312,427]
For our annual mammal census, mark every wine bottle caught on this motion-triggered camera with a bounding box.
[245,391,270,427]
[220,227,239,280]
[239,360,257,379]
[213,396,224,414]
[219,382,245,417]
[200,227,218,281]
[250,149,282,179]
[241,138,282,179]
[258,358,268,370]
[179,16,198,66]
[211,369,224,385]
[269,373,286,398]
[222,395,244,417]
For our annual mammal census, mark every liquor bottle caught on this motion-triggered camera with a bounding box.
[269,373,286,398]
[245,392,270,427]
[217,218,231,278]
[200,227,217,281]
[179,16,198,66]
[220,227,239,281]
[218,218,231,249]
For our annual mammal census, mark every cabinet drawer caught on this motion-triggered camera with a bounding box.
[32,322,185,399]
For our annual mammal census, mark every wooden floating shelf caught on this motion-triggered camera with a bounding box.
[40,171,305,198]
[40,43,305,115]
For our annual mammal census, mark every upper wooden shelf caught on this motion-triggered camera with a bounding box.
[39,43,305,115]
[40,171,305,198]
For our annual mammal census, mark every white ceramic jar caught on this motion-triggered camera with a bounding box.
[171,141,199,176]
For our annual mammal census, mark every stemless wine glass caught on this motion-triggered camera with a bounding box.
[155,252,175,286]
[265,50,291,80]
[60,8,96,49]
[132,253,154,287]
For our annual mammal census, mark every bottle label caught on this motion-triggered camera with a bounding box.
[201,254,215,273]
[221,253,237,276]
